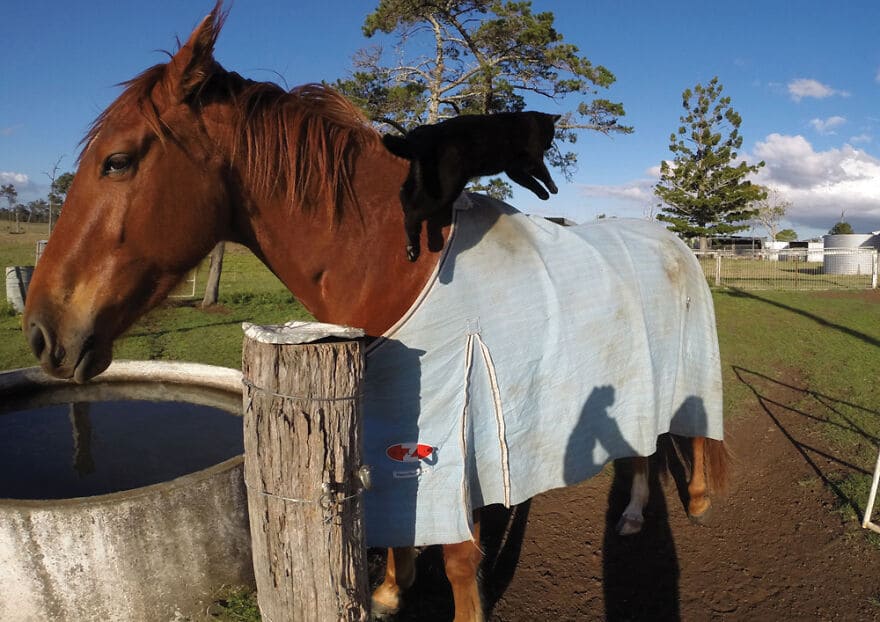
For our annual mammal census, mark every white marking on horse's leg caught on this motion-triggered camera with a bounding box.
[617,457,649,536]
[371,547,417,619]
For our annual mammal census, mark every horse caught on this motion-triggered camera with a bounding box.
[22,5,728,621]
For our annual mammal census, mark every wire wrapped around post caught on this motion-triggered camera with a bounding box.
[241,323,368,622]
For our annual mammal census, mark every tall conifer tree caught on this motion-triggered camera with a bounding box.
[654,77,765,247]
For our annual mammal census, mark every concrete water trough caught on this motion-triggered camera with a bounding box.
[0,361,253,622]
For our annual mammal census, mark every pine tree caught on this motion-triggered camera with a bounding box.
[654,77,765,247]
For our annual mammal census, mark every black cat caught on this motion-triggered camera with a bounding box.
[383,111,560,261]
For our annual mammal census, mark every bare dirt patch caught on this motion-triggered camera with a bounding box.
[377,367,880,621]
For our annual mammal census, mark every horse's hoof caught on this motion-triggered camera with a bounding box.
[371,599,400,621]
[406,245,419,262]
[616,514,644,536]
[688,502,713,525]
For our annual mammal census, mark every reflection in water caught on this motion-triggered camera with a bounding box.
[0,397,242,500]
[69,402,95,477]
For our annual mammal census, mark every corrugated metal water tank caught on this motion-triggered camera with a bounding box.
[822,234,878,275]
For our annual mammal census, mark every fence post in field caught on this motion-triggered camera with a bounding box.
[714,254,722,287]
[872,250,878,289]
[241,321,369,622]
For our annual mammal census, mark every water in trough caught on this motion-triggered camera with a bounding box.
[0,383,243,499]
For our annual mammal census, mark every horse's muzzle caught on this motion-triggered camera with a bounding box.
[25,315,103,383]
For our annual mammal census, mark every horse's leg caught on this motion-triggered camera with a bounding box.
[443,515,484,622]
[404,207,423,262]
[526,159,558,194]
[617,456,649,536]
[399,177,424,262]
[688,436,711,520]
[504,166,550,200]
[371,546,417,619]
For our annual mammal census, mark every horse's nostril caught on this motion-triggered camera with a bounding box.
[28,323,47,359]
[52,345,67,367]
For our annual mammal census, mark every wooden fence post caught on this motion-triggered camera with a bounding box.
[241,322,369,621]
[872,250,878,290]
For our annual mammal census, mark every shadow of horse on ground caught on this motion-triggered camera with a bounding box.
[733,365,877,521]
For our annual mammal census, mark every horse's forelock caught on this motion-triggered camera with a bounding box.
[79,64,170,162]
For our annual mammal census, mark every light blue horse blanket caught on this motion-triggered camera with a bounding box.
[362,194,723,547]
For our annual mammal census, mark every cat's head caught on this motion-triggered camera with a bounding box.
[534,112,561,150]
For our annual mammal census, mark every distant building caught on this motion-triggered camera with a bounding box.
[543,216,578,227]
[703,236,764,252]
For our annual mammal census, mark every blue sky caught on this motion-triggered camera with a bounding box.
[2,1,878,240]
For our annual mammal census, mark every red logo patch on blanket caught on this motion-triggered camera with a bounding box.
[386,443,435,463]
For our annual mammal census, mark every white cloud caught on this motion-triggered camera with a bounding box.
[581,182,653,203]
[750,133,880,233]
[850,133,873,144]
[876,65,880,83]
[787,78,849,102]
[809,116,846,134]
[0,171,30,186]
[645,164,664,178]
[580,164,662,210]
[579,137,880,236]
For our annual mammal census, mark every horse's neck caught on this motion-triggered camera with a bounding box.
[239,141,448,336]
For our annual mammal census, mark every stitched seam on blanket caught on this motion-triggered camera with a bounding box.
[460,333,476,540]
[475,333,511,508]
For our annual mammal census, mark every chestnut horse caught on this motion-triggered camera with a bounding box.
[23,6,727,621]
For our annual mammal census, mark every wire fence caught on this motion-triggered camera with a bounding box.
[165,246,880,301]
[694,248,879,291]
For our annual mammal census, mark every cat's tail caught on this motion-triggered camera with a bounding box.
[382,134,415,160]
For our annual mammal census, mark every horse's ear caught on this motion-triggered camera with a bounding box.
[167,2,227,100]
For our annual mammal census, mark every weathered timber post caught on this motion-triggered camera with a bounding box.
[241,321,369,621]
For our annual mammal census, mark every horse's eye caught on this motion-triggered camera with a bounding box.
[103,153,132,175]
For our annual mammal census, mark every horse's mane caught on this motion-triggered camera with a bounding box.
[227,80,379,215]
[82,58,379,216]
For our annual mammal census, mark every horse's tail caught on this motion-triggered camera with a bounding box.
[704,437,731,497]
[664,435,731,497]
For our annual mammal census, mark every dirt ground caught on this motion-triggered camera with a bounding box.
[371,368,880,621]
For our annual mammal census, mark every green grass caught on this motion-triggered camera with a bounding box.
[712,288,880,547]
[0,221,48,267]
[833,472,880,547]
[208,586,262,621]
[696,255,874,290]
[0,239,308,372]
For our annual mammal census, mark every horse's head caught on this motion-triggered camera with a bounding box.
[24,6,232,382]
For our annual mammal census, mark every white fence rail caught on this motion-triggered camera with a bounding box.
[694,248,879,291]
